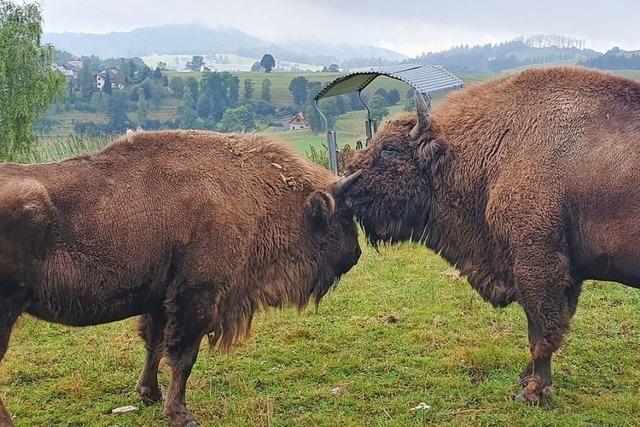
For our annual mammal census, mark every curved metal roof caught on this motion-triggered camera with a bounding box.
[314,64,463,101]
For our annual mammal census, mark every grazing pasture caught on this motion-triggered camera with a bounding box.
[2,132,640,426]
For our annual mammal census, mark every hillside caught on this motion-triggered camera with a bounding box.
[415,36,600,73]
[43,24,407,68]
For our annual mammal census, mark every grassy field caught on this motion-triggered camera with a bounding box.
[6,67,640,426]
[3,242,640,426]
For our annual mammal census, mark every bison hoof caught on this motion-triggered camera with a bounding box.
[515,377,553,404]
[136,385,163,405]
[165,406,199,427]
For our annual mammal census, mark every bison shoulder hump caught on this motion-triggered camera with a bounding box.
[0,178,55,245]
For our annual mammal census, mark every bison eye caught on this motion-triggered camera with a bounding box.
[380,147,400,160]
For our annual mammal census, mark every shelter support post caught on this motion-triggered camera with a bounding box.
[315,99,339,174]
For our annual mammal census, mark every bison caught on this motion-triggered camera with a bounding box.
[0,131,361,426]
[344,67,640,403]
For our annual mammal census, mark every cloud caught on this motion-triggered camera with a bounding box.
[42,0,640,56]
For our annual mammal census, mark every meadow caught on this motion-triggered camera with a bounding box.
[3,242,640,426]
[3,69,640,426]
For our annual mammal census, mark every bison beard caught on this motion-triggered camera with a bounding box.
[0,131,361,427]
[345,67,640,404]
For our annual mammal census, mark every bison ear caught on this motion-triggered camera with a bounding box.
[417,138,447,174]
[305,190,336,227]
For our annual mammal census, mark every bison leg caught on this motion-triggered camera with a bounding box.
[513,252,581,404]
[162,285,214,427]
[136,311,167,405]
[0,289,28,427]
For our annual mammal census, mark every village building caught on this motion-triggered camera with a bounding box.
[95,69,126,91]
[287,112,309,131]
[54,61,83,79]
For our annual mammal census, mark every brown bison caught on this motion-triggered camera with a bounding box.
[0,131,361,426]
[344,67,640,403]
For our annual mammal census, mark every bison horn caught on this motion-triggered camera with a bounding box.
[332,169,362,198]
[409,92,431,139]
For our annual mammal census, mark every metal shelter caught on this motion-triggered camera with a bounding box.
[313,64,464,173]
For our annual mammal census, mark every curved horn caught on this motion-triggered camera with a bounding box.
[409,92,431,139]
[332,169,362,198]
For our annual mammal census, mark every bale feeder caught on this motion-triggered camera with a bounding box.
[313,64,464,173]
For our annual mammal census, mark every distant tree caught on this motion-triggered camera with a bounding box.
[54,49,75,64]
[185,76,199,99]
[250,61,262,72]
[186,55,205,72]
[368,94,389,123]
[226,74,240,107]
[328,64,339,72]
[198,71,223,119]
[90,91,107,112]
[120,59,131,84]
[78,64,96,101]
[137,87,149,123]
[217,105,255,132]
[348,92,364,110]
[137,65,152,83]
[66,78,75,102]
[307,81,322,96]
[374,88,388,105]
[127,59,138,80]
[179,91,198,128]
[157,61,167,70]
[305,99,338,133]
[386,89,400,105]
[169,76,185,97]
[106,91,131,133]
[0,0,65,160]
[253,99,275,116]
[260,54,276,73]
[289,76,309,105]
[261,78,272,102]
[243,79,254,100]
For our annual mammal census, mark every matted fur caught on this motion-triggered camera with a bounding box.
[346,67,640,403]
[0,130,360,425]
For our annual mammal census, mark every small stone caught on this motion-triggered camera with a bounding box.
[330,386,342,395]
[111,405,138,414]
[410,402,431,412]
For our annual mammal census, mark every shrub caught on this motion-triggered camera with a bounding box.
[305,144,329,169]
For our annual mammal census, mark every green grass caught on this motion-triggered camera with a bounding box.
[3,243,640,426]
[6,117,640,426]
[8,69,640,425]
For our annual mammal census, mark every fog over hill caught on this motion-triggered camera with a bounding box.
[43,24,408,67]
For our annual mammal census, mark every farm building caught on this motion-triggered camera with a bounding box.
[288,112,309,130]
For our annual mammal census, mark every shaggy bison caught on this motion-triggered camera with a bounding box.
[0,131,361,426]
[344,67,640,403]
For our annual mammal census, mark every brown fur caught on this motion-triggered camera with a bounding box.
[0,130,361,426]
[345,67,640,403]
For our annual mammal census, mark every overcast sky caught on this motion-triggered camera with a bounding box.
[42,0,640,56]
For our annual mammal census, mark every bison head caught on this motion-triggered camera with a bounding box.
[302,173,362,303]
[343,93,447,246]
